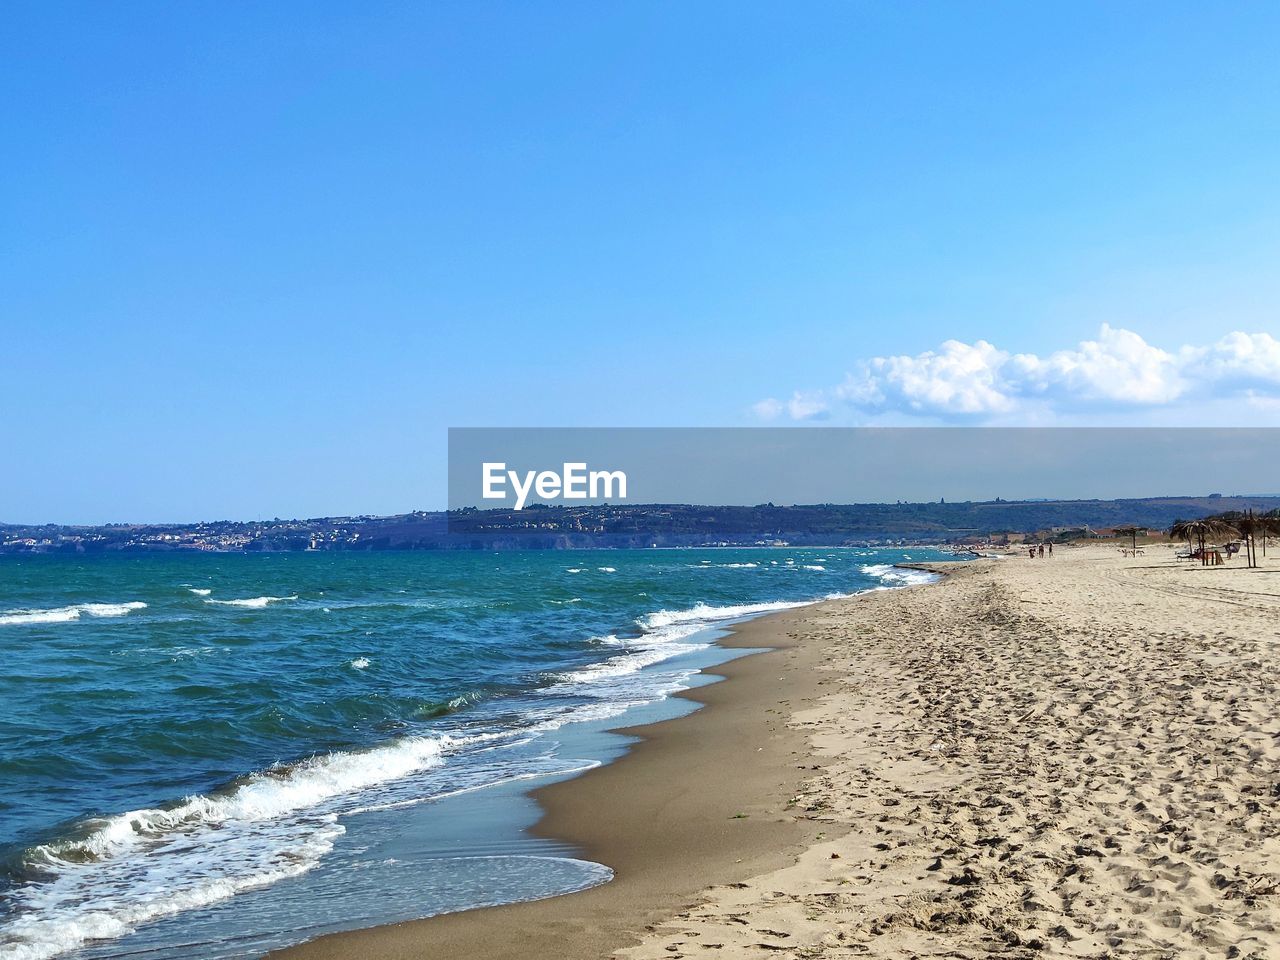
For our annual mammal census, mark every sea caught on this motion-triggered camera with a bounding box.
[0,547,945,960]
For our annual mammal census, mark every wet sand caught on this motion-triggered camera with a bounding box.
[270,603,839,960]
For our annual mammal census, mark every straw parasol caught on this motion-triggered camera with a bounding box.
[1169,518,1240,566]
[1265,508,1280,556]
[1222,510,1280,568]
[1113,525,1146,552]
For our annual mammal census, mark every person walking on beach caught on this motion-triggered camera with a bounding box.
[1038,543,1045,558]
[1029,546,1036,559]
[1047,542,1053,556]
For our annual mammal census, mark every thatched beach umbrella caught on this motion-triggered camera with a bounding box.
[1113,525,1145,552]
[1225,510,1280,568]
[1234,512,1261,568]
[1169,518,1197,560]
[1263,509,1280,557]
[1170,518,1192,555]
[1169,518,1240,566]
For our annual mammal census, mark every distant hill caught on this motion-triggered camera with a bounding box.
[3,495,1277,554]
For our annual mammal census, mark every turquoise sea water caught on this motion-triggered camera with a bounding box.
[0,548,945,959]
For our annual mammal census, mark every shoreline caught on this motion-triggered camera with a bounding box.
[272,545,1280,958]
[270,571,954,959]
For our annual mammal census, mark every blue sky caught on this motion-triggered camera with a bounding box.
[5,2,1280,522]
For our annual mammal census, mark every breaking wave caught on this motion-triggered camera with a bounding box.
[203,595,297,609]
[860,563,939,588]
[2,735,466,960]
[0,602,147,627]
[639,598,811,630]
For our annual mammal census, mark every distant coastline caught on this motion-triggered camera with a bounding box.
[2,494,1273,554]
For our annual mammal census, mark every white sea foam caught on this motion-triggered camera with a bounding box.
[548,624,706,688]
[187,587,212,596]
[29,737,455,866]
[639,599,811,631]
[597,566,616,573]
[558,644,698,684]
[543,563,940,713]
[350,657,371,670]
[802,564,825,571]
[3,821,343,960]
[0,602,147,627]
[553,570,935,698]
[204,595,298,608]
[2,733,474,959]
[545,596,816,697]
[348,761,602,815]
[860,563,939,588]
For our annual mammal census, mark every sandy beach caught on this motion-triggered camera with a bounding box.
[275,543,1280,959]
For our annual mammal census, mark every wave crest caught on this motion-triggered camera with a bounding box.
[0,602,147,627]
[860,563,939,587]
[204,595,297,608]
[639,599,810,631]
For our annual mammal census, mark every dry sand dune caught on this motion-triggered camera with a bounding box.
[624,545,1280,959]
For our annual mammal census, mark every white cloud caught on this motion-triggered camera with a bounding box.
[757,325,1280,423]
[1184,331,1280,389]
[752,392,830,422]
[786,391,830,420]
[1011,324,1184,406]
[751,397,784,420]
[835,339,1015,417]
